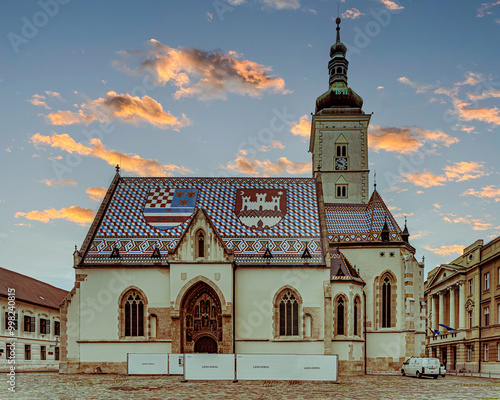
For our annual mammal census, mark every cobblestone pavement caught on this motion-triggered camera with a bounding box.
[3,373,500,400]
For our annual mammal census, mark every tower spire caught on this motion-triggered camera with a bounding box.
[336,16,341,44]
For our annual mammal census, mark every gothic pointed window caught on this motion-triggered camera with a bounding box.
[354,297,359,336]
[196,230,205,259]
[337,298,345,335]
[123,291,145,336]
[278,291,299,336]
[382,277,391,328]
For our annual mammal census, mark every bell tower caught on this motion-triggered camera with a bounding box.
[309,18,371,204]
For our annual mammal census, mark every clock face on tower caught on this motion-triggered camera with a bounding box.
[335,157,348,170]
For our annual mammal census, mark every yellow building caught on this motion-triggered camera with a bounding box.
[425,236,500,373]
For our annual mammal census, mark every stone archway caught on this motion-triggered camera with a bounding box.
[194,336,218,353]
[181,282,223,353]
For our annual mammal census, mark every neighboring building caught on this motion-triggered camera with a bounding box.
[60,19,426,376]
[425,236,500,373]
[0,267,68,372]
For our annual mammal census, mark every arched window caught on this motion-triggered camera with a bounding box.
[337,298,345,335]
[354,297,359,336]
[279,291,299,336]
[196,230,205,258]
[382,277,391,328]
[124,291,144,336]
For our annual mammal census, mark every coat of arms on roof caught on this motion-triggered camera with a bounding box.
[234,189,287,231]
[143,187,198,230]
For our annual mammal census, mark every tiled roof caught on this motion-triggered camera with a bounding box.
[325,190,404,244]
[83,176,323,265]
[329,248,365,284]
[0,267,68,309]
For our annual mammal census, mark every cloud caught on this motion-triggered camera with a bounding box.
[443,161,488,182]
[223,156,310,176]
[86,187,107,202]
[467,88,500,102]
[450,97,500,126]
[45,91,64,101]
[397,76,433,93]
[45,91,191,130]
[394,211,414,218]
[368,125,458,154]
[28,94,50,110]
[477,1,500,17]
[442,215,493,231]
[403,171,447,188]
[433,203,441,209]
[260,140,285,152]
[41,179,77,187]
[15,206,95,226]
[424,244,464,257]
[342,8,365,19]
[31,133,192,176]
[206,12,213,22]
[290,115,311,139]
[226,0,246,5]
[462,185,500,202]
[114,39,290,101]
[404,161,488,188]
[377,86,384,90]
[456,71,485,86]
[378,0,404,10]
[260,0,300,10]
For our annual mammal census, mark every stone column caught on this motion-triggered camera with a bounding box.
[428,294,433,330]
[438,291,444,329]
[449,286,456,329]
[433,295,439,331]
[458,282,466,329]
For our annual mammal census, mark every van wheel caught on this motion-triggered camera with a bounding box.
[416,371,421,378]
[433,375,438,379]
[401,369,406,376]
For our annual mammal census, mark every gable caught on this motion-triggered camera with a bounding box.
[427,265,463,288]
[170,208,233,263]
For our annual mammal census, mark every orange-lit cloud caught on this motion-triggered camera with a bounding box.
[260,140,285,152]
[114,39,290,101]
[45,91,63,101]
[342,8,365,19]
[378,0,404,10]
[261,0,300,10]
[467,88,500,102]
[15,206,95,226]
[450,97,500,126]
[442,215,493,231]
[290,115,311,140]
[223,156,311,176]
[41,178,77,187]
[443,161,488,182]
[456,71,485,86]
[424,244,464,257]
[403,171,447,188]
[86,187,107,202]
[46,91,191,130]
[28,94,50,109]
[462,185,500,202]
[394,212,414,218]
[31,133,192,176]
[368,125,458,154]
[397,76,432,93]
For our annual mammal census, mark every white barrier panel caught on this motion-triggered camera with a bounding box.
[168,354,184,375]
[184,354,235,380]
[236,354,338,381]
[127,353,168,375]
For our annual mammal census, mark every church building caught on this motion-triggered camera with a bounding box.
[60,19,426,376]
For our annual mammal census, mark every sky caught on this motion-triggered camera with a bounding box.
[0,0,499,291]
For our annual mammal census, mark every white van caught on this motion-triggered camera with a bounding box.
[401,357,440,379]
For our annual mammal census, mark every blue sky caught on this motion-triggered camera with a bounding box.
[1,0,499,290]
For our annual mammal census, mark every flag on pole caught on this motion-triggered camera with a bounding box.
[439,324,456,331]
[429,327,440,336]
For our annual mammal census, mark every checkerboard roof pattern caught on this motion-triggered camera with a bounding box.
[325,190,404,243]
[85,177,322,262]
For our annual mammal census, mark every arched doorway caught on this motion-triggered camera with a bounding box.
[194,336,218,353]
[181,282,222,353]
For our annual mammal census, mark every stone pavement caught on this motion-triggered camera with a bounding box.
[3,373,500,400]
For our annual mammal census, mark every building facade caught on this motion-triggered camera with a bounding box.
[60,19,426,376]
[0,267,68,372]
[425,236,500,373]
